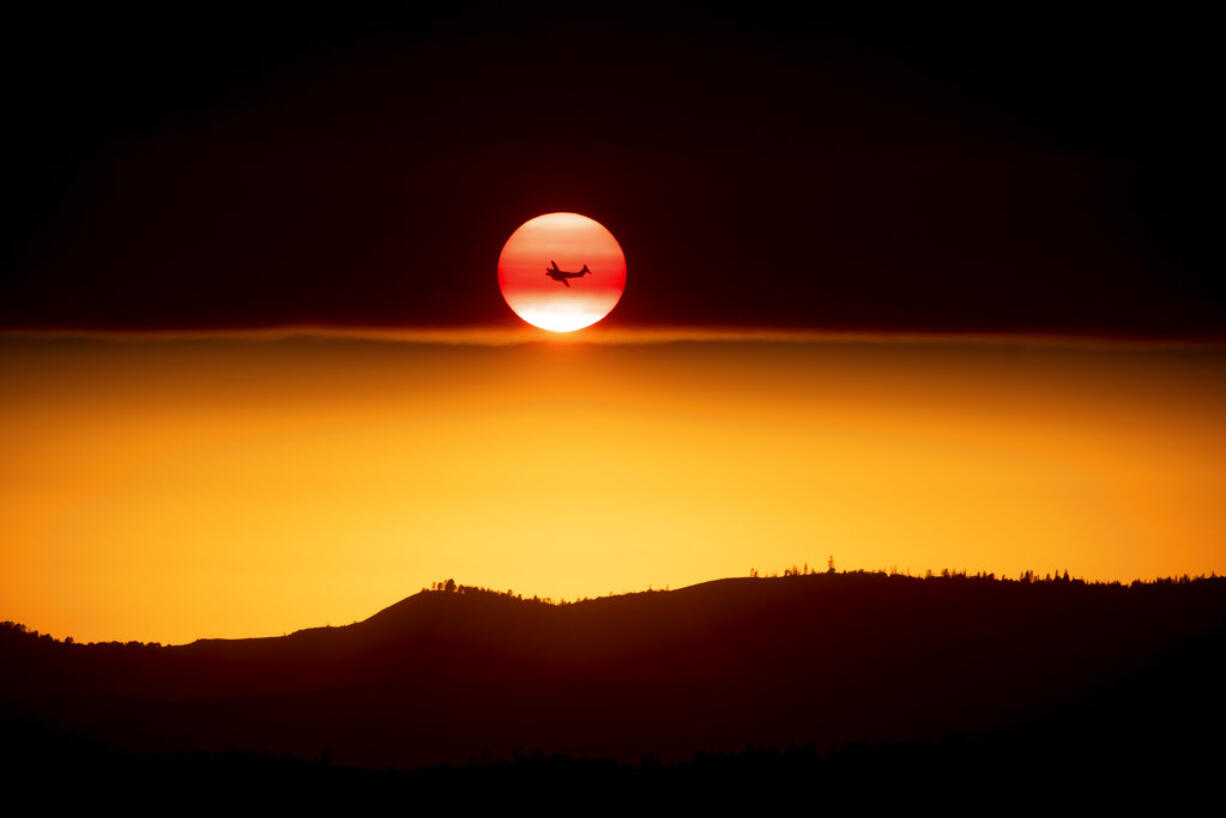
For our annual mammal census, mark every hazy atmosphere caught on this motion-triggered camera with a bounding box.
[3,6,1224,801]
[4,332,1223,644]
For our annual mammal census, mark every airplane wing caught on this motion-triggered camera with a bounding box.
[560,278,570,287]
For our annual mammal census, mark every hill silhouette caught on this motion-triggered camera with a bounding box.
[3,572,1225,775]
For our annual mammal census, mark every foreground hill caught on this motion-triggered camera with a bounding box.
[3,572,1225,770]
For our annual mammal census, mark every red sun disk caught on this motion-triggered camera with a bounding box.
[498,212,627,332]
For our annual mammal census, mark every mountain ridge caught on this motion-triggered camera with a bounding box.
[3,572,1224,768]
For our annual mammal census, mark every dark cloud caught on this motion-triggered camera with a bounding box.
[2,4,1220,335]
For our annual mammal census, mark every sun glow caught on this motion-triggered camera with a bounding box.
[498,213,626,332]
[2,335,1225,644]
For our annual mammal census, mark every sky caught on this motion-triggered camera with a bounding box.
[1,6,1223,642]
[3,333,1225,644]
[2,5,1221,335]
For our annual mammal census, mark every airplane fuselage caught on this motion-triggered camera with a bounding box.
[545,261,590,287]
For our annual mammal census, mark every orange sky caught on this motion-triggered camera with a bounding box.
[2,332,1224,644]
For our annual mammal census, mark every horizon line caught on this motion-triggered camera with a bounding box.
[3,325,1226,351]
[7,568,1222,647]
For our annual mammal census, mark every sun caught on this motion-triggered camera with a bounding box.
[497,212,627,332]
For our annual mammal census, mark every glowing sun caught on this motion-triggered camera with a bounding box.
[498,212,626,332]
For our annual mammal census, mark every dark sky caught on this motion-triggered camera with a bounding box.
[2,4,1221,335]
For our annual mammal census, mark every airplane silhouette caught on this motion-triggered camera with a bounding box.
[545,260,591,287]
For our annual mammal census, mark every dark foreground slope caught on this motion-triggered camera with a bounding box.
[3,573,1225,775]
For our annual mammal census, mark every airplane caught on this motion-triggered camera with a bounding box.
[545,260,591,287]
